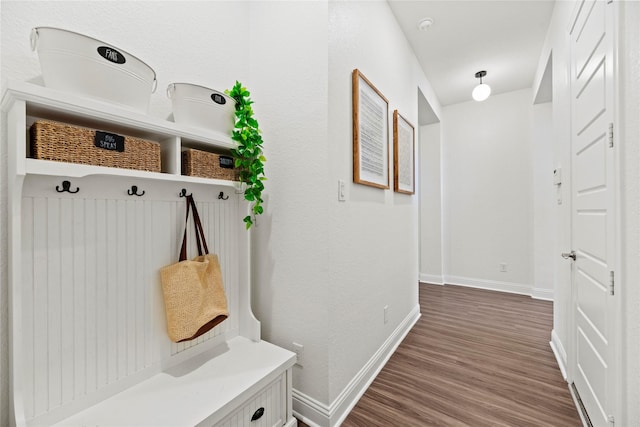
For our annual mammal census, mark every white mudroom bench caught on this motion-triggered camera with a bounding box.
[2,81,296,427]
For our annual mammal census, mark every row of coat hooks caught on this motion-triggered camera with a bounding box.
[54,180,229,200]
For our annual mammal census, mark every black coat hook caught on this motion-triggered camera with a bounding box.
[127,185,145,196]
[56,180,79,194]
[179,188,192,198]
[218,191,229,200]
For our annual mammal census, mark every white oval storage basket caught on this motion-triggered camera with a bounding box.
[167,83,236,134]
[31,27,157,113]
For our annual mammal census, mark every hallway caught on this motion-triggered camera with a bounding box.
[314,284,580,426]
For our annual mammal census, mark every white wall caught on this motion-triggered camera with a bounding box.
[531,102,555,301]
[619,2,640,424]
[419,123,443,284]
[246,1,439,424]
[325,1,439,423]
[552,1,574,375]
[442,89,537,295]
[532,0,574,372]
[0,0,8,414]
[247,0,331,409]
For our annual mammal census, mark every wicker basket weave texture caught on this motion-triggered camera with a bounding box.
[182,149,239,181]
[30,120,161,172]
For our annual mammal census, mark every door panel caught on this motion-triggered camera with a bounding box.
[576,270,607,346]
[575,212,606,260]
[569,0,615,426]
[575,135,606,193]
[575,59,606,134]
[576,324,607,408]
[574,0,605,79]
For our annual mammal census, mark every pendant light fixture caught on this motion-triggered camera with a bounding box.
[472,70,491,102]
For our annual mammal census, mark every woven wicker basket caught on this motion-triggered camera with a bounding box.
[182,148,240,181]
[30,119,161,172]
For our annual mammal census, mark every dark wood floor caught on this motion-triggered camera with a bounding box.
[298,283,581,427]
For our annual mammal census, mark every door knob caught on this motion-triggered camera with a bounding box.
[561,251,576,260]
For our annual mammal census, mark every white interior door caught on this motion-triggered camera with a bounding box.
[568,0,616,426]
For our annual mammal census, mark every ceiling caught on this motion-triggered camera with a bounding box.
[387,0,556,109]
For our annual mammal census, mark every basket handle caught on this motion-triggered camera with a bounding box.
[30,28,39,52]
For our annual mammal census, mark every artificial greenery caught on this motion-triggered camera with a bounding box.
[225,81,266,229]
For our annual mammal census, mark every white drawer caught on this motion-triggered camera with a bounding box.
[215,374,286,427]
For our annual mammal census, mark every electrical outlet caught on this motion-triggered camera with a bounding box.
[500,263,507,272]
[292,342,304,367]
[384,305,389,324]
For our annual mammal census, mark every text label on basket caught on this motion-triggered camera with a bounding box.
[95,131,125,152]
[97,46,126,64]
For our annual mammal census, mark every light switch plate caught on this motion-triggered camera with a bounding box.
[338,179,346,201]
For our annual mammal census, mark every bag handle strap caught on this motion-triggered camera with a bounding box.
[179,197,192,261]
[189,195,210,255]
[179,195,210,261]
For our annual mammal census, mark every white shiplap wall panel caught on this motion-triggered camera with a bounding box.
[84,198,98,396]
[21,176,241,421]
[60,198,74,407]
[105,199,118,386]
[144,200,158,369]
[134,200,146,372]
[21,198,34,420]
[47,197,62,412]
[115,200,126,383]
[72,198,86,401]
[95,198,108,392]
[31,197,48,418]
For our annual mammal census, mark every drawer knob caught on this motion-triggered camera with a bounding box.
[251,407,265,421]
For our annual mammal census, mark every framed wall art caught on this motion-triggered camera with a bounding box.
[393,110,415,195]
[352,69,389,189]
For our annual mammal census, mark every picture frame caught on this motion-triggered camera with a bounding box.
[393,110,415,195]
[352,69,389,189]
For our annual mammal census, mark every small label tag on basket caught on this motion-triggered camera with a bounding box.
[219,156,234,169]
[95,131,125,152]
[97,46,126,64]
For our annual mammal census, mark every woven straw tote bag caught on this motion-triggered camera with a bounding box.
[160,194,229,342]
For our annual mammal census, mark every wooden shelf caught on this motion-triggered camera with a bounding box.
[24,158,241,189]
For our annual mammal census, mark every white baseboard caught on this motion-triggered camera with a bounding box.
[419,273,444,285]
[292,392,325,427]
[292,304,421,427]
[531,287,554,301]
[550,329,568,381]
[444,275,531,296]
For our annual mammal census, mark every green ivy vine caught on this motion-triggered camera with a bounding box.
[225,81,266,229]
